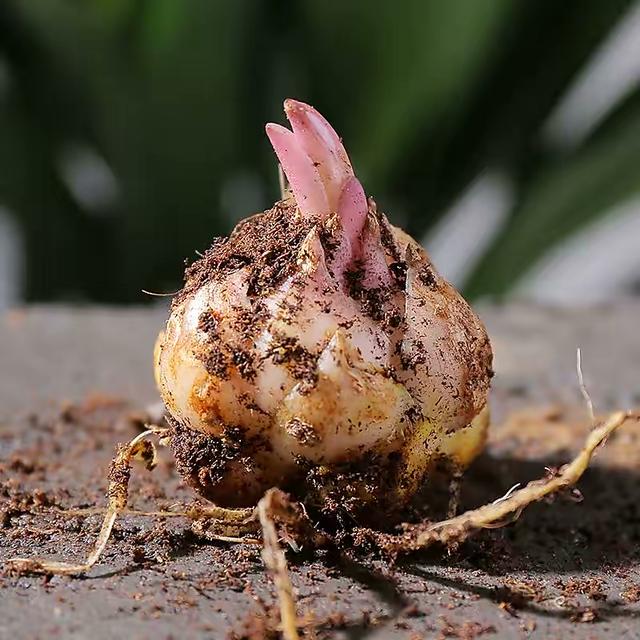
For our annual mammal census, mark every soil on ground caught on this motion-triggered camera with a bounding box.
[1,305,639,639]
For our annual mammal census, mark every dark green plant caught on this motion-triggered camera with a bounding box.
[0,0,636,302]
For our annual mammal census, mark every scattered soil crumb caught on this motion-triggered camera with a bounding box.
[437,616,496,639]
[500,577,546,608]
[570,607,599,623]
[520,618,537,634]
[227,608,280,640]
[620,584,640,603]
[559,577,608,601]
[2,396,640,638]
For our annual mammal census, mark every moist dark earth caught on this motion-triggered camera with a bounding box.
[1,304,639,639]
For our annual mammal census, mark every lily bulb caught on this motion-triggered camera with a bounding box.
[155,99,493,514]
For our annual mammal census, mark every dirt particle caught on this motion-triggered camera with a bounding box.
[620,584,640,603]
[265,333,318,388]
[418,264,437,289]
[175,201,314,308]
[560,577,608,602]
[285,418,320,446]
[570,607,599,623]
[437,616,496,639]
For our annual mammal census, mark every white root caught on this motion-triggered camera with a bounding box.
[576,347,595,425]
[492,482,521,505]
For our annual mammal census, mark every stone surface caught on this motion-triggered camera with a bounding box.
[1,303,639,639]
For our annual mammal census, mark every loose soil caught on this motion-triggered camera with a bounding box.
[1,305,639,639]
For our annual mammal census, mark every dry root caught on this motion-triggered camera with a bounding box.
[5,426,169,576]
[5,427,265,575]
[258,489,301,640]
[4,410,636,640]
[360,411,637,557]
[249,409,633,640]
[182,501,258,543]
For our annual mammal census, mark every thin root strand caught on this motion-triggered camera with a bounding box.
[408,411,635,552]
[257,489,301,640]
[5,426,169,576]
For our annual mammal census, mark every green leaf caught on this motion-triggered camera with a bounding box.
[466,92,640,298]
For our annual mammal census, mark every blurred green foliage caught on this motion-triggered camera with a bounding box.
[0,0,637,302]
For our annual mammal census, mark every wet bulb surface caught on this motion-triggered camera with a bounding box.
[1,305,640,639]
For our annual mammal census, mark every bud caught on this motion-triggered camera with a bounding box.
[155,100,492,517]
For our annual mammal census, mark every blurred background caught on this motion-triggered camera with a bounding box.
[1,0,639,310]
